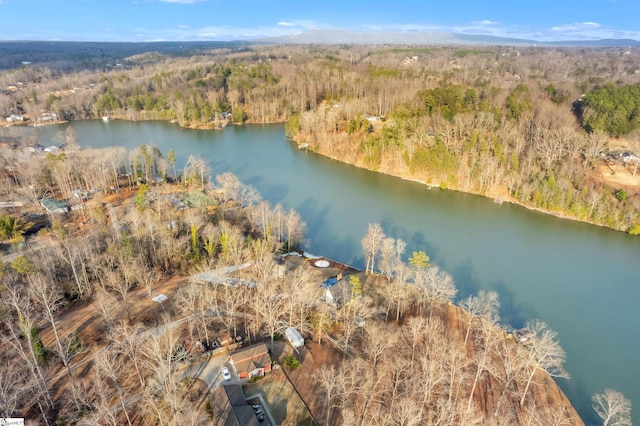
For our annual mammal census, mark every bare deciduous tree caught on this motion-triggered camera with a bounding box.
[109,321,147,388]
[215,172,261,207]
[253,283,288,351]
[592,389,632,426]
[362,222,385,275]
[316,365,340,424]
[518,319,569,406]
[0,361,26,418]
[460,290,500,345]
[94,349,134,426]
[414,265,457,317]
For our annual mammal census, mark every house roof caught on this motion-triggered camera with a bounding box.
[222,384,248,407]
[231,406,259,426]
[230,343,270,374]
[324,276,357,307]
[211,384,259,426]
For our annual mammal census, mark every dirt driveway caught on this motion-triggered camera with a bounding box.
[182,351,235,390]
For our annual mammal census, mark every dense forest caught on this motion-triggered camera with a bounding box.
[1,43,640,233]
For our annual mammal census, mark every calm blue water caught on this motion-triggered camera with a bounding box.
[38,121,640,423]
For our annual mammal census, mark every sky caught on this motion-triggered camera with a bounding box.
[0,0,638,42]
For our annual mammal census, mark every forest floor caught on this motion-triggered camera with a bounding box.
[244,363,314,426]
[598,163,640,188]
[272,339,343,425]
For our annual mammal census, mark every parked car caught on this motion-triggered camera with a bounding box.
[222,367,231,381]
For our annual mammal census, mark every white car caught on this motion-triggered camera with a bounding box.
[222,367,231,381]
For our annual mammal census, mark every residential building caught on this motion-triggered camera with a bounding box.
[5,114,25,123]
[229,343,271,380]
[210,384,259,426]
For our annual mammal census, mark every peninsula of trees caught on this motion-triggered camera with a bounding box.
[0,141,633,425]
[1,42,639,233]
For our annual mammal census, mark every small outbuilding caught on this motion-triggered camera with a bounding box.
[284,327,304,348]
[152,294,168,303]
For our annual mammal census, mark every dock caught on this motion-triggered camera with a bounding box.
[284,250,361,273]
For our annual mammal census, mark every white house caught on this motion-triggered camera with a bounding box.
[5,114,25,123]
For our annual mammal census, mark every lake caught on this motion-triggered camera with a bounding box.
[38,120,640,423]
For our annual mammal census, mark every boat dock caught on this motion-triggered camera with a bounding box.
[284,249,361,273]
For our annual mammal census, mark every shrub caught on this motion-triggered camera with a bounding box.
[615,188,628,202]
[284,354,301,369]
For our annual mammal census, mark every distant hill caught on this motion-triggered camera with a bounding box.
[1,33,638,70]
[0,40,252,70]
[260,29,640,47]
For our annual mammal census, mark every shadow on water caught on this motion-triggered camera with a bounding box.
[326,234,365,269]
[491,281,538,330]
[379,217,441,263]
[450,261,479,300]
[296,198,328,233]
[258,182,290,205]
[569,376,598,425]
[448,261,537,329]
[296,197,330,247]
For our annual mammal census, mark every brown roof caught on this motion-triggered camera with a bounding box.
[230,343,271,375]
[210,384,259,426]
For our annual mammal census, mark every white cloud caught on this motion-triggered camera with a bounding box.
[551,21,601,32]
[155,20,325,41]
[360,23,443,32]
[472,20,499,25]
[177,24,190,29]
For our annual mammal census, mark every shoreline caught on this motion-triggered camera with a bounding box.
[26,115,632,235]
[293,139,628,235]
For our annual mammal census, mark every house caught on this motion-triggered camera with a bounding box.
[73,189,88,202]
[322,274,359,307]
[38,113,57,123]
[210,384,259,426]
[5,114,25,123]
[229,343,271,380]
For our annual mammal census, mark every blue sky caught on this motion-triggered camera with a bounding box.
[0,0,638,42]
